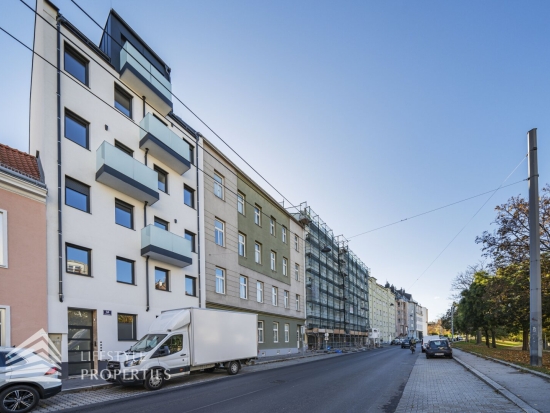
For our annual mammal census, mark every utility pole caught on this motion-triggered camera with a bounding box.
[451,304,454,341]
[527,128,542,367]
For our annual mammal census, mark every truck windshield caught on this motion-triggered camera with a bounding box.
[129,334,167,352]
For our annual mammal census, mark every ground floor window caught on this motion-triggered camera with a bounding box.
[258,321,264,343]
[284,323,290,342]
[118,313,137,341]
[273,322,279,343]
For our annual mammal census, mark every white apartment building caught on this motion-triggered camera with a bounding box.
[367,278,396,344]
[30,0,205,376]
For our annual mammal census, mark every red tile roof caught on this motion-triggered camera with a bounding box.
[0,144,41,181]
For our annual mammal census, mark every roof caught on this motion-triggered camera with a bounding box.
[0,144,42,181]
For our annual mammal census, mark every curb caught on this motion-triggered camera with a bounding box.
[453,355,540,413]
[454,348,550,382]
[62,382,114,394]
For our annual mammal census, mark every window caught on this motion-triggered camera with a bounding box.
[214,219,224,246]
[270,218,275,236]
[282,226,287,243]
[114,140,133,157]
[215,267,225,294]
[282,258,288,276]
[284,324,290,343]
[294,263,299,281]
[116,257,134,284]
[237,192,245,215]
[238,233,246,257]
[254,206,261,226]
[185,276,196,296]
[273,322,279,343]
[272,286,278,306]
[270,251,276,271]
[65,176,90,213]
[240,276,248,299]
[114,85,132,118]
[117,314,136,341]
[154,166,168,193]
[0,211,6,267]
[155,268,169,291]
[64,45,88,85]
[66,244,91,276]
[294,234,299,251]
[184,185,194,208]
[213,172,224,199]
[296,294,300,311]
[256,281,263,303]
[188,144,194,165]
[162,334,184,354]
[185,231,196,253]
[284,290,289,308]
[258,321,264,343]
[254,243,261,264]
[115,199,133,229]
[154,217,169,231]
[64,110,88,148]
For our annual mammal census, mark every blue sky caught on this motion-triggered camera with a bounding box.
[2,0,549,319]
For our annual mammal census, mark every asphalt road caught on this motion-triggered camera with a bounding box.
[67,346,418,413]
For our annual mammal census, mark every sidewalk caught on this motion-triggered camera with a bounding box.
[453,348,550,413]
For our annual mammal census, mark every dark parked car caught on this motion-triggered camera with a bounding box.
[425,339,453,359]
[401,339,413,349]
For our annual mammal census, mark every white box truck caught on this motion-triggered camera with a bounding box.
[105,308,257,390]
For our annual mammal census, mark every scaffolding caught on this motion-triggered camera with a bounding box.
[293,203,370,350]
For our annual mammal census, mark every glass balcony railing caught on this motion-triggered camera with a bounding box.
[141,224,192,267]
[139,113,191,174]
[96,141,159,204]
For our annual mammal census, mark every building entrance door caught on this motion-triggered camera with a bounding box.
[68,309,94,376]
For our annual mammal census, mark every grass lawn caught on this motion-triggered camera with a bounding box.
[453,341,550,375]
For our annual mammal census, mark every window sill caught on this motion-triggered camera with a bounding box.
[65,204,91,214]
[155,289,171,292]
[185,293,197,297]
[117,281,136,286]
[115,223,136,231]
[118,339,137,342]
[64,138,91,152]
[67,272,92,277]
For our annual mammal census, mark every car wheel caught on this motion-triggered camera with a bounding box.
[0,385,40,413]
[448,355,453,359]
[143,370,164,391]
[425,354,430,359]
[227,361,240,376]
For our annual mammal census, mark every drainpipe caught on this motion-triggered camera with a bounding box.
[56,16,63,302]
[195,132,202,308]
[144,201,149,311]
[144,148,149,166]
[142,96,146,118]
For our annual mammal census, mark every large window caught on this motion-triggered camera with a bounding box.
[237,192,245,215]
[273,322,279,343]
[65,176,90,213]
[254,206,261,226]
[185,276,196,296]
[155,268,169,291]
[116,257,134,284]
[184,185,194,208]
[114,85,132,118]
[295,263,299,281]
[272,286,278,306]
[215,267,225,294]
[282,226,287,243]
[254,243,261,264]
[154,217,169,231]
[155,166,168,193]
[240,276,248,299]
[296,294,300,311]
[257,321,264,343]
[270,251,276,271]
[66,244,91,276]
[0,210,7,267]
[282,258,288,276]
[115,199,133,229]
[284,290,289,308]
[214,219,225,246]
[270,218,275,236]
[213,172,224,199]
[117,314,137,341]
[284,324,290,343]
[64,110,88,149]
[185,231,196,253]
[238,233,246,257]
[256,281,263,303]
[64,45,88,85]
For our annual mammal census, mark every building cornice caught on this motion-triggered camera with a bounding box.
[0,171,47,203]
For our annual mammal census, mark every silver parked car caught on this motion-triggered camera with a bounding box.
[0,347,62,413]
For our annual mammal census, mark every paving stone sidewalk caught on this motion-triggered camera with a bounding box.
[395,354,521,413]
[454,348,550,413]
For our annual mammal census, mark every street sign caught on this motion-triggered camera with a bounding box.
[103,310,112,316]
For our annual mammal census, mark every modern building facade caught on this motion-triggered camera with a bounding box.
[30,0,204,376]
[0,145,48,347]
[367,279,396,344]
[294,203,370,349]
[202,140,306,357]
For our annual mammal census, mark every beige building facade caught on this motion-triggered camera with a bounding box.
[367,278,396,344]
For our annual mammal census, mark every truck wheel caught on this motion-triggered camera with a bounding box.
[227,361,240,375]
[144,370,164,391]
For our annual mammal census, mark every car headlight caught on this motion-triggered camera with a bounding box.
[124,357,144,367]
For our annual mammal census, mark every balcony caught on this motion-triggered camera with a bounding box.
[96,141,159,205]
[141,225,192,267]
[119,42,173,116]
[139,113,191,175]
